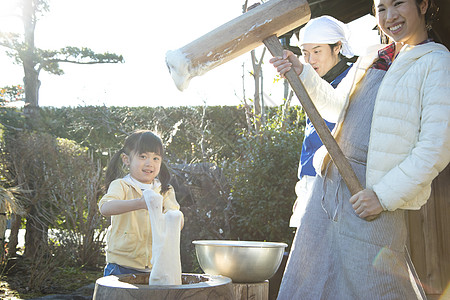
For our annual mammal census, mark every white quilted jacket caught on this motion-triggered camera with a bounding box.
[301,42,450,211]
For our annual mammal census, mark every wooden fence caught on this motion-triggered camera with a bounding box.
[407,163,450,299]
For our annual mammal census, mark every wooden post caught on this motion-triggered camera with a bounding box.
[232,281,269,300]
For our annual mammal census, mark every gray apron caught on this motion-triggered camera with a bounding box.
[278,69,424,300]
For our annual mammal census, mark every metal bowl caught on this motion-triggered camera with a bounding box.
[193,240,288,283]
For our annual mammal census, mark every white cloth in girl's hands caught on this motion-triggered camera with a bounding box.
[143,189,182,285]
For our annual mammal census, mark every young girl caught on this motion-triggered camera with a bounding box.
[99,130,182,277]
[270,0,449,298]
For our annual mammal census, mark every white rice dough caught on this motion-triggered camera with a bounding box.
[165,49,191,91]
[143,189,182,285]
[165,49,218,92]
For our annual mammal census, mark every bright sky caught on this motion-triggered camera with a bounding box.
[0,0,380,108]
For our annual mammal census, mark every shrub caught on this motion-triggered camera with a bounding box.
[226,106,305,245]
[2,130,107,267]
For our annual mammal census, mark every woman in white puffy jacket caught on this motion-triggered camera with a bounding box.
[270,0,450,298]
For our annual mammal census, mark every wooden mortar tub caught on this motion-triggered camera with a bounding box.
[93,273,233,300]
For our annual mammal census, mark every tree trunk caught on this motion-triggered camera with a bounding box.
[22,0,40,118]
[23,206,47,258]
[0,208,6,260]
[23,67,40,117]
[7,213,21,257]
[251,50,262,133]
[281,81,294,132]
[251,48,266,132]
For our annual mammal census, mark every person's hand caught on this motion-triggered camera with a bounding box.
[349,189,383,221]
[139,194,147,208]
[269,50,304,77]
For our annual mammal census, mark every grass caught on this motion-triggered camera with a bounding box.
[0,254,104,300]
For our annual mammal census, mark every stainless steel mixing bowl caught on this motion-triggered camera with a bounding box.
[193,240,288,283]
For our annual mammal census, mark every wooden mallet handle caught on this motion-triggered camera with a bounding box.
[263,35,364,195]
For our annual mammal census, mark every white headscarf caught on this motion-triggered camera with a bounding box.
[299,15,355,58]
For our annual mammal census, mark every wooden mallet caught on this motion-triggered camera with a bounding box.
[166,0,364,196]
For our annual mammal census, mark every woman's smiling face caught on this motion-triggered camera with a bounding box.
[374,0,428,45]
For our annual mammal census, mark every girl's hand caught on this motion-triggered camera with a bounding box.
[139,194,147,207]
[269,50,304,77]
[349,189,383,221]
[100,196,148,216]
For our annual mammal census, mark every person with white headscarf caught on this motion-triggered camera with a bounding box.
[290,16,357,228]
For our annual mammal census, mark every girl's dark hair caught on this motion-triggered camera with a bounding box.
[104,130,171,195]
